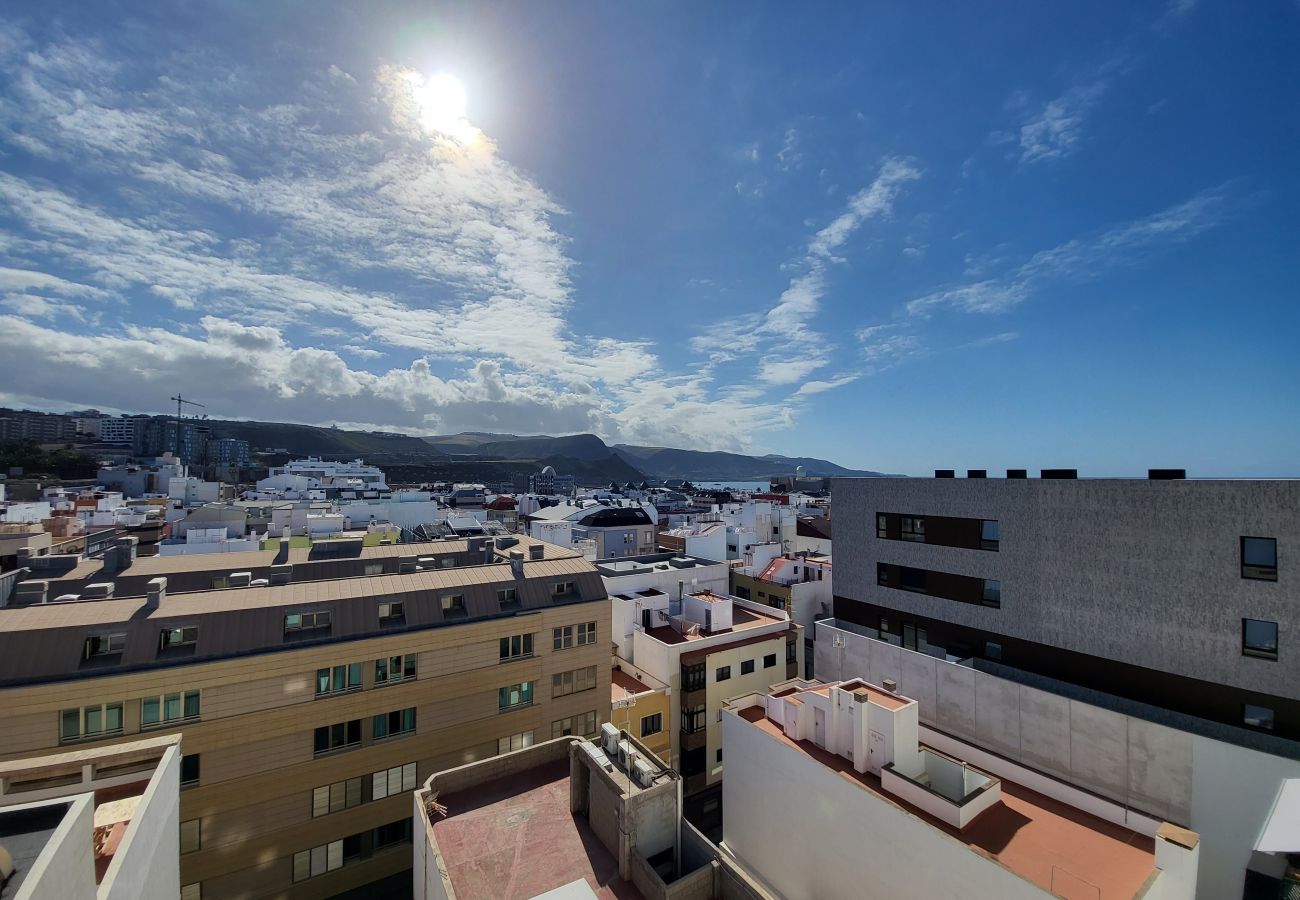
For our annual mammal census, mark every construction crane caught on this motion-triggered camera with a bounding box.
[169,394,206,458]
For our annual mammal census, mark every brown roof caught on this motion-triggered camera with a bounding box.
[0,552,606,687]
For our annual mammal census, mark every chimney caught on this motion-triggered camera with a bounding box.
[882,678,898,693]
[146,577,167,608]
[509,549,525,578]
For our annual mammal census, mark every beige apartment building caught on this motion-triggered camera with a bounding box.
[0,535,612,900]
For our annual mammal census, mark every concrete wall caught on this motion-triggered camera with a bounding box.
[816,619,1300,900]
[101,744,181,900]
[832,477,1300,700]
[12,796,95,900]
[721,712,1050,900]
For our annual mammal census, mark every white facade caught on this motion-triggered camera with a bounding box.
[722,681,1200,900]
[166,477,220,506]
[258,457,388,492]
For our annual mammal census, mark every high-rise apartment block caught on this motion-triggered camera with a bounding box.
[0,535,611,899]
[832,474,1298,743]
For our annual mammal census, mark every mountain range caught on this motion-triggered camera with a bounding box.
[191,420,883,483]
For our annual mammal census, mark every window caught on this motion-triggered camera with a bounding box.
[372,818,414,851]
[877,514,887,538]
[1243,704,1275,731]
[441,593,466,615]
[374,654,417,685]
[900,516,925,542]
[553,625,574,650]
[1242,537,1278,581]
[211,576,228,590]
[316,663,362,696]
[378,601,404,624]
[741,659,755,675]
[159,626,198,650]
[551,710,597,738]
[681,705,706,734]
[879,616,891,633]
[786,641,797,664]
[142,690,200,726]
[364,563,384,576]
[59,702,123,743]
[552,581,576,597]
[763,653,776,669]
[181,753,200,787]
[181,884,201,900]
[715,665,731,682]
[577,621,597,645]
[285,610,331,633]
[372,707,416,740]
[292,840,344,882]
[716,748,723,763]
[180,819,201,854]
[313,720,361,755]
[984,641,1002,660]
[370,762,417,800]
[552,666,597,698]
[640,713,662,737]
[682,746,707,776]
[498,731,535,754]
[981,519,1000,551]
[681,662,705,692]
[499,633,534,661]
[901,567,927,593]
[312,777,363,817]
[769,596,787,611]
[982,579,1001,608]
[83,632,125,659]
[498,681,534,710]
[497,588,519,606]
[1243,619,1279,660]
[734,585,751,600]
[877,564,890,587]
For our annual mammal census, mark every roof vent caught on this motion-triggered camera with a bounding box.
[934,469,955,479]
[1040,469,1077,480]
[1148,469,1186,480]
[882,678,898,692]
[529,544,544,560]
[966,470,986,479]
[1006,469,1027,479]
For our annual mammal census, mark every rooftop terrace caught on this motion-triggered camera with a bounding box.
[429,758,643,900]
[736,702,1157,899]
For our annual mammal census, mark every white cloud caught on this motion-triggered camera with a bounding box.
[1018,80,1111,163]
[907,185,1230,316]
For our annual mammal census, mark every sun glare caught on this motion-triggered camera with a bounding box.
[409,72,476,142]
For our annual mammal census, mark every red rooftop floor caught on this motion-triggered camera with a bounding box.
[431,759,643,900]
[740,706,1156,900]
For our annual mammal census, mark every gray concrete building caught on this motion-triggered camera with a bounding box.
[831,473,1298,743]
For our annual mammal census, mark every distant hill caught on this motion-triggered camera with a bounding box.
[421,431,883,481]
[209,420,444,459]
[424,433,612,462]
[612,445,884,481]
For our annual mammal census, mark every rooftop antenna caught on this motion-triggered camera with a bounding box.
[169,394,205,457]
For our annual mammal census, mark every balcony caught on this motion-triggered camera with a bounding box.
[680,726,708,753]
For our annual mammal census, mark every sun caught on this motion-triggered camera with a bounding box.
[409,73,475,142]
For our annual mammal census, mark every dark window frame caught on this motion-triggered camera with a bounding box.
[640,713,662,737]
[715,665,731,683]
[741,659,755,675]
[1241,537,1278,581]
[1242,618,1279,661]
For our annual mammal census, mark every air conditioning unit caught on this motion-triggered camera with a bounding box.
[633,757,656,788]
[617,740,633,769]
[601,723,620,754]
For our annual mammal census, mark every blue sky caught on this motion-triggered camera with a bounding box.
[0,2,1296,475]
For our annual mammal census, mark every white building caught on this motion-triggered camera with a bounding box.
[608,586,801,804]
[526,499,659,559]
[98,417,140,446]
[723,678,1201,900]
[256,457,388,493]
